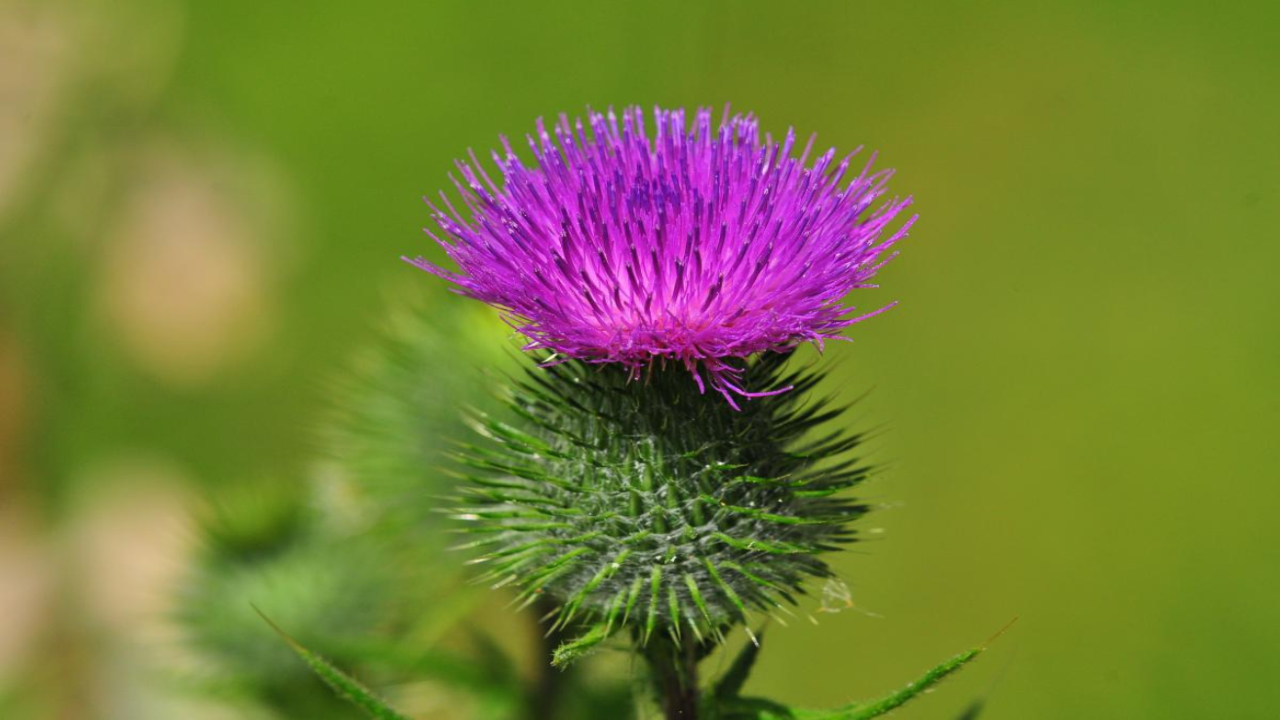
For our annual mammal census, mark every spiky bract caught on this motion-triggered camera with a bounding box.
[455,353,872,658]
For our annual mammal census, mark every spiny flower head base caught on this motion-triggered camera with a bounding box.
[453,357,872,661]
[408,106,914,405]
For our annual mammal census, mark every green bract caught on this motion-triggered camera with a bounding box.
[454,354,874,662]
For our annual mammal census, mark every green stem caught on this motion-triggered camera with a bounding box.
[643,635,701,720]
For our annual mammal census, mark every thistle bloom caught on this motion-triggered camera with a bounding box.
[408,106,913,404]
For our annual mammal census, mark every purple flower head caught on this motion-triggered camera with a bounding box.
[408,106,914,406]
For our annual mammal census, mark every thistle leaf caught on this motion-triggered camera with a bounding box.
[832,647,981,719]
[722,648,979,720]
[715,618,1016,720]
[255,607,411,720]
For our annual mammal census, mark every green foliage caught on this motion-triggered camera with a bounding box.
[455,353,873,659]
[175,479,398,718]
[175,299,637,720]
[197,481,308,564]
[173,296,504,718]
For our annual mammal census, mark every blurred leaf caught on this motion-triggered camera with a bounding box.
[257,608,411,720]
[712,631,765,704]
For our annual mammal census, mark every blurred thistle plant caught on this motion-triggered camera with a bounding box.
[176,479,397,719]
[322,293,513,565]
[177,294,635,720]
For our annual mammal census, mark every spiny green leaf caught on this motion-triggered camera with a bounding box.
[255,607,411,720]
[717,618,1016,720]
[835,647,981,719]
[727,648,980,720]
[839,618,1017,719]
[551,622,614,668]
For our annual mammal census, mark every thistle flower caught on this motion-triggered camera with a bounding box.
[407,106,913,404]
[409,107,922,711]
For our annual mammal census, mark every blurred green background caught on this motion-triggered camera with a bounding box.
[1,0,1277,718]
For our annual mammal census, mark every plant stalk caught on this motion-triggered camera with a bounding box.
[643,635,701,720]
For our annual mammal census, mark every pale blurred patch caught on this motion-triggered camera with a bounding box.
[0,506,53,680]
[97,142,295,387]
[71,457,193,629]
[66,457,247,720]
